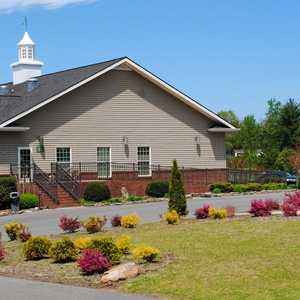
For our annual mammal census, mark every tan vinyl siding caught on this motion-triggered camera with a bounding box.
[0,69,225,174]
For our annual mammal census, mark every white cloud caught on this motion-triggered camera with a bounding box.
[0,0,95,11]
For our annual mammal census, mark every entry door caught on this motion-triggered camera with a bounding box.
[18,147,32,180]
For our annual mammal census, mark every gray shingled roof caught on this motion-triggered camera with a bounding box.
[0,57,125,126]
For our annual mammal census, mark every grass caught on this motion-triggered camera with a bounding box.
[1,217,300,299]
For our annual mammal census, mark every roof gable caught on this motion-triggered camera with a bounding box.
[0,57,236,130]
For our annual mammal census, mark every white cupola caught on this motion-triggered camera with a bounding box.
[10,31,44,85]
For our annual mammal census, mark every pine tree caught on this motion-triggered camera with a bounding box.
[168,160,187,215]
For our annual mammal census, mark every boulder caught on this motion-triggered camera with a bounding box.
[100,262,139,283]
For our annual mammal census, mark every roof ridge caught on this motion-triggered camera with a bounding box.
[35,56,127,79]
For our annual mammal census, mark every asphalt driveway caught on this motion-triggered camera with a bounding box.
[0,191,287,239]
[0,276,157,300]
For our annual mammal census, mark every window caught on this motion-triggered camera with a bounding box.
[21,48,27,59]
[56,147,71,169]
[137,146,151,176]
[28,47,33,59]
[97,147,111,178]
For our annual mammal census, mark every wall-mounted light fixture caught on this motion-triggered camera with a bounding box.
[195,136,201,145]
[123,136,129,145]
[36,136,45,153]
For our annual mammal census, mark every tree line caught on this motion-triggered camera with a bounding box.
[219,99,300,174]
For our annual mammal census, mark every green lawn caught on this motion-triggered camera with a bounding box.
[1,217,300,299]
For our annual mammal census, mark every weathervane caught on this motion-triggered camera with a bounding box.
[22,16,28,32]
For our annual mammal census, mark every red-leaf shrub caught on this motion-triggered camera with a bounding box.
[19,226,32,242]
[195,204,210,219]
[78,249,110,274]
[0,242,5,261]
[59,215,81,233]
[249,200,272,217]
[111,215,122,227]
[281,191,300,216]
[264,199,280,211]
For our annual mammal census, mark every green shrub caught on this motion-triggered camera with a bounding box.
[146,181,169,198]
[23,236,52,260]
[88,237,121,264]
[83,182,111,202]
[20,193,39,209]
[233,184,247,193]
[0,176,17,210]
[49,238,78,263]
[246,183,263,192]
[212,187,222,194]
[127,195,143,202]
[168,160,187,216]
[209,182,233,193]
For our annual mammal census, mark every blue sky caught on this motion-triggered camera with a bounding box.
[1,0,300,120]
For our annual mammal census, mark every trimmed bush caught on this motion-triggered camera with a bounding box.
[264,199,280,210]
[83,182,111,202]
[162,210,179,224]
[115,235,131,254]
[168,160,187,216]
[233,184,247,193]
[225,206,236,218]
[0,176,17,210]
[20,193,39,209]
[111,215,122,227]
[133,245,160,263]
[208,207,227,219]
[78,249,110,274]
[0,242,5,261]
[4,222,25,241]
[58,215,81,233]
[246,183,263,192]
[121,213,141,228]
[209,182,233,193]
[49,238,78,263]
[23,236,52,260]
[74,237,92,251]
[249,200,272,217]
[127,195,143,202]
[82,216,107,233]
[146,181,169,198]
[281,191,300,216]
[88,237,121,264]
[195,204,210,219]
[19,226,32,242]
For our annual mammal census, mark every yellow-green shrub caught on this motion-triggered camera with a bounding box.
[23,236,52,260]
[121,213,141,228]
[133,245,160,262]
[4,222,25,241]
[49,238,78,263]
[162,210,179,224]
[74,236,92,251]
[82,216,107,233]
[208,207,227,219]
[115,235,131,254]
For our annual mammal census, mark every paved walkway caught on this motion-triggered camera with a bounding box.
[0,191,287,239]
[0,276,157,300]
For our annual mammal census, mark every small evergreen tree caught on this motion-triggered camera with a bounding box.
[168,160,187,215]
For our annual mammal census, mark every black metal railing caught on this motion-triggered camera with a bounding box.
[33,163,58,203]
[54,163,81,200]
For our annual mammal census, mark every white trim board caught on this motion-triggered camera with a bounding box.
[0,57,236,129]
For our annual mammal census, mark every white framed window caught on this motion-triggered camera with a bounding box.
[137,146,151,176]
[56,147,71,169]
[21,47,27,59]
[97,147,111,178]
[28,47,33,59]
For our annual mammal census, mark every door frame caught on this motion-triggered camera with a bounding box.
[17,146,33,180]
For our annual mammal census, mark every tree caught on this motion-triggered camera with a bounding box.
[168,160,187,216]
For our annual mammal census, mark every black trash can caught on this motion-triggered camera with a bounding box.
[10,192,20,214]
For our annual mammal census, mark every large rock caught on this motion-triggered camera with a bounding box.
[100,262,139,283]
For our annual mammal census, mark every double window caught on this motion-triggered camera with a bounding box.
[137,146,151,176]
[97,147,111,178]
[56,147,71,170]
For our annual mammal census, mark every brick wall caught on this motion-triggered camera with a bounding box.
[80,168,227,197]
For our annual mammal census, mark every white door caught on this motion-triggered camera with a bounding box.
[18,147,32,180]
